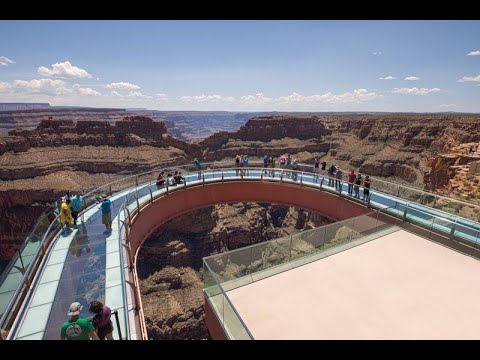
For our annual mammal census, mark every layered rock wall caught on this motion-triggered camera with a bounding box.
[2,116,201,156]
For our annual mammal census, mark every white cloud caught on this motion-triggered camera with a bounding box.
[180,94,235,102]
[0,81,11,92]
[458,75,480,82]
[279,89,382,105]
[392,87,440,95]
[238,89,382,107]
[404,76,420,81]
[372,51,383,56]
[110,91,124,98]
[0,56,15,66]
[240,93,273,105]
[379,75,396,80]
[0,78,102,97]
[12,78,72,95]
[73,84,101,96]
[126,91,152,99]
[467,50,480,56]
[106,82,140,90]
[438,104,459,109]
[37,61,92,79]
[155,93,168,101]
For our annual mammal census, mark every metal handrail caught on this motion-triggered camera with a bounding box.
[296,161,480,210]
[4,162,480,339]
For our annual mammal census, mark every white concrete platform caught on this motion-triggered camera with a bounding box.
[227,229,480,339]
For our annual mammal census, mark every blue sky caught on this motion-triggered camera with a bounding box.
[1,20,479,112]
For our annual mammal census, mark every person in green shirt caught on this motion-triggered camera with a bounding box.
[61,302,99,340]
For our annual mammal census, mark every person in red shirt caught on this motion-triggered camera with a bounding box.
[347,170,356,196]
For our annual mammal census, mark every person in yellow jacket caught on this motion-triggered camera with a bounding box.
[61,199,74,234]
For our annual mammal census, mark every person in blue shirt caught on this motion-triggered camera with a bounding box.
[194,158,202,179]
[70,194,83,226]
[263,154,269,175]
[243,155,249,176]
[99,194,112,230]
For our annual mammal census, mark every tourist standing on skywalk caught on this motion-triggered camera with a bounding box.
[354,173,362,198]
[70,194,83,227]
[89,300,114,340]
[279,154,286,169]
[60,198,74,235]
[99,194,112,231]
[286,154,292,178]
[61,302,99,340]
[292,158,299,181]
[263,154,269,175]
[243,154,249,175]
[313,157,320,182]
[321,161,327,176]
[194,158,202,179]
[235,154,241,176]
[348,170,356,196]
[328,164,336,187]
[335,167,343,191]
[363,176,371,201]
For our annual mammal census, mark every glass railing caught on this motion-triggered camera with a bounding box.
[3,160,480,340]
[380,202,480,246]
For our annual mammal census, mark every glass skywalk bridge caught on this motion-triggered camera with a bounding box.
[1,162,479,340]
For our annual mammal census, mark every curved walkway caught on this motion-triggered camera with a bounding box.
[7,167,480,340]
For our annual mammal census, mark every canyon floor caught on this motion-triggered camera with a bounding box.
[137,202,333,340]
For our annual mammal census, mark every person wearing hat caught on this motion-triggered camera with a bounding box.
[61,302,99,340]
[99,194,112,231]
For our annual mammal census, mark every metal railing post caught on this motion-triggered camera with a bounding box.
[222,171,224,183]
[136,195,140,213]
[109,184,112,196]
[126,207,131,227]
[300,172,303,186]
[112,309,123,340]
[122,243,134,270]
[289,235,293,262]
[450,222,457,241]
[261,169,264,180]
[166,182,169,195]
[17,249,31,288]
[135,176,138,187]
[17,249,26,275]
[149,188,153,204]
[202,172,205,184]
[280,171,284,182]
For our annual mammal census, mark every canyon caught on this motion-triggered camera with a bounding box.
[1,111,480,328]
[137,202,333,340]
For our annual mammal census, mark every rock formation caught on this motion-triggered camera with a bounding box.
[1,116,201,157]
[138,202,333,340]
[423,142,480,207]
